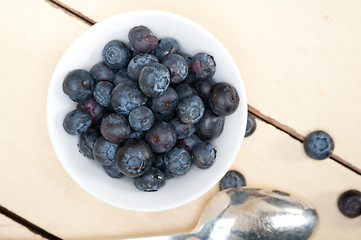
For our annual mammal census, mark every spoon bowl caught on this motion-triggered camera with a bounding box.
[118,187,318,240]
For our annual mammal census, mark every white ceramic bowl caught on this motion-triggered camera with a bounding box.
[47,10,247,212]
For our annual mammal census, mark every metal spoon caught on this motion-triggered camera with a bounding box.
[118,187,318,240]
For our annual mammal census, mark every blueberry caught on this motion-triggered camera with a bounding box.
[219,170,247,191]
[196,108,225,140]
[194,78,216,102]
[129,130,145,140]
[93,136,119,166]
[128,106,154,131]
[63,69,94,102]
[161,54,188,84]
[169,118,196,140]
[209,82,239,116]
[177,95,205,124]
[150,87,178,118]
[127,54,159,80]
[191,53,216,79]
[139,63,170,97]
[103,162,125,178]
[245,113,256,137]
[145,121,177,153]
[155,38,180,61]
[128,25,158,54]
[89,62,115,83]
[100,113,131,143]
[111,81,148,116]
[191,142,216,169]
[163,146,192,177]
[77,97,105,124]
[179,52,192,68]
[102,40,131,69]
[93,81,114,107]
[134,167,166,192]
[174,83,197,100]
[178,133,202,152]
[78,127,101,159]
[304,130,334,160]
[153,110,176,122]
[63,109,92,135]
[338,190,361,218]
[116,139,154,177]
[113,68,132,85]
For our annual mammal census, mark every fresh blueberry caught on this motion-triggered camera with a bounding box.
[304,130,334,160]
[111,81,148,116]
[116,139,154,177]
[169,118,196,140]
[103,162,125,178]
[178,133,202,152]
[163,146,192,177]
[150,87,178,118]
[134,167,166,192]
[179,52,192,67]
[63,69,94,103]
[89,62,115,83]
[155,38,180,61]
[93,81,114,107]
[191,53,216,79]
[161,54,188,84]
[113,68,132,85]
[128,106,154,131]
[77,127,101,159]
[139,63,170,97]
[145,121,177,153]
[100,113,131,143]
[192,142,216,169]
[174,83,197,99]
[153,110,176,122]
[93,136,119,166]
[338,190,361,218]
[128,25,158,54]
[127,54,159,80]
[63,109,92,135]
[129,130,145,140]
[209,82,239,116]
[219,170,247,191]
[177,95,205,124]
[196,108,225,140]
[77,97,105,124]
[194,78,216,102]
[245,113,256,137]
[102,40,131,69]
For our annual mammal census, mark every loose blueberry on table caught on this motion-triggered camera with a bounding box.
[337,190,361,218]
[219,170,247,191]
[61,25,241,192]
[245,113,256,137]
[303,130,334,160]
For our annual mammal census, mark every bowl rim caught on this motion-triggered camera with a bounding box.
[46,9,248,212]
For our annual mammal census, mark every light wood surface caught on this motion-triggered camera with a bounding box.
[0,215,44,240]
[61,0,361,171]
[0,0,360,239]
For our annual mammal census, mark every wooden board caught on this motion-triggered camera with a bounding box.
[59,0,361,171]
[0,215,44,240]
[0,0,360,239]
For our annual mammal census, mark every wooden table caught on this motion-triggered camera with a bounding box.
[1,0,360,239]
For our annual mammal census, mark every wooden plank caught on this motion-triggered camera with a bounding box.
[0,1,360,240]
[0,214,44,240]
[58,0,361,171]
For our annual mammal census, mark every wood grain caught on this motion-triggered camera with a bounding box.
[58,0,361,171]
[0,215,44,240]
[0,0,360,239]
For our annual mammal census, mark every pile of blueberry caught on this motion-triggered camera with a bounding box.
[62,25,240,192]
